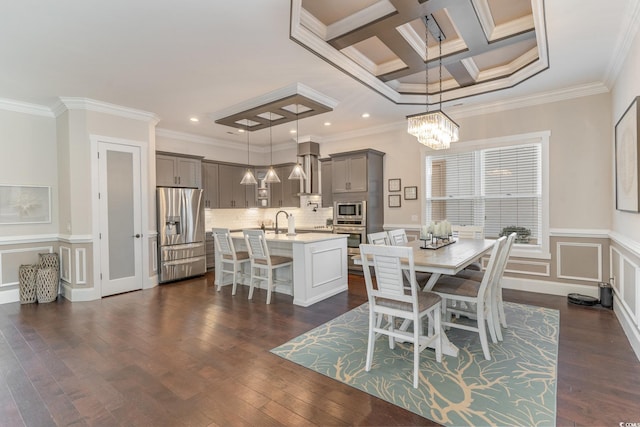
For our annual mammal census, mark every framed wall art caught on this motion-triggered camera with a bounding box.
[404,186,417,200]
[0,185,51,224]
[615,96,640,212]
[388,194,401,208]
[388,178,401,192]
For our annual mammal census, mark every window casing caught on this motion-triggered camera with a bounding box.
[423,131,550,259]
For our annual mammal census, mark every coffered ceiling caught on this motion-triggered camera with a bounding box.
[0,0,636,146]
[293,0,547,105]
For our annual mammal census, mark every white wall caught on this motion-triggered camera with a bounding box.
[612,21,640,241]
[0,109,58,237]
[318,93,613,232]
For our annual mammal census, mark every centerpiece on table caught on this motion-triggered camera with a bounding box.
[420,220,455,249]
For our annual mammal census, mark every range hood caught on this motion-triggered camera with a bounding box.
[297,141,320,195]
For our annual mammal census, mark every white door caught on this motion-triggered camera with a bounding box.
[98,142,143,296]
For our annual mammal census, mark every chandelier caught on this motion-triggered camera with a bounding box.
[407,16,459,150]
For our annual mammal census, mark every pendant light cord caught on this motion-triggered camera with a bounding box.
[425,16,429,114]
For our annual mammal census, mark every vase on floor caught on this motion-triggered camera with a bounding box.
[18,264,38,304]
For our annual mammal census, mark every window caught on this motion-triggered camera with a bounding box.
[424,132,549,257]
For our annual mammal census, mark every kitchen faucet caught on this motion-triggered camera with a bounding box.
[275,210,289,234]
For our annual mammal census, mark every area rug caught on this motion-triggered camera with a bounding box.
[271,302,558,427]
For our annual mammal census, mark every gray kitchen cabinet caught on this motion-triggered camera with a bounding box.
[331,152,368,193]
[156,152,202,188]
[202,161,219,208]
[269,164,300,208]
[320,158,332,208]
[205,232,215,270]
[218,163,256,208]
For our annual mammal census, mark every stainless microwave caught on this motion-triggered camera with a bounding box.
[334,201,366,224]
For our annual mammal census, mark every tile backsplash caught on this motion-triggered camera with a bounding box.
[205,195,333,231]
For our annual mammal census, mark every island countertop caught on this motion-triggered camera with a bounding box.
[229,231,344,243]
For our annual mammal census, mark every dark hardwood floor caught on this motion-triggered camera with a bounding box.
[1,272,639,426]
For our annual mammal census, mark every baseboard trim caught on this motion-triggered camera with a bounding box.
[614,293,640,361]
[501,276,599,297]
[0,288,19,304]
[61,283,100,302]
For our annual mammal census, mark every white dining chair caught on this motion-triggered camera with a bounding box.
[360,243,442,388]
[367,231,390,245]
[451,225,485,271]
[431,236,506,360]
[451,225,485,239]
[243,229,293,304]
[212,228,250,295]
[388,228,432,288]
[455,232,517,340]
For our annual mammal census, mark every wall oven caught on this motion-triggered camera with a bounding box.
[332,225,366,270]
[333,201,367,271]
[334,201,365,224]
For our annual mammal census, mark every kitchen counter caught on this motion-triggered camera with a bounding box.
[215,232,348,306]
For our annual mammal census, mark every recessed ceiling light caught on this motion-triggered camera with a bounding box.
[238,129,245,133]
[290,129,297,134]
[362,113,370,118]
[190,117,199,122]
[324,122,331,126]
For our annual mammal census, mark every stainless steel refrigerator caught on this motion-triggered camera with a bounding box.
[157,187,206,283]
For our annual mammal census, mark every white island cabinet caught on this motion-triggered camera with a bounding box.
[215,232,348,306]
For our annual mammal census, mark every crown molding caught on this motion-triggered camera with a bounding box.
[0,98,55,118]
[324,82,609,142]
[450,82,609,119]
[53,97,160,124]
[604,0,640,88]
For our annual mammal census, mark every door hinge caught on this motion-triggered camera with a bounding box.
[99,233,102,239]
[97,152,100,159]
[100,273,102,280]
[98,192,101,199]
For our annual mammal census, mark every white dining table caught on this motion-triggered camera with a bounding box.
[353,238,496,357]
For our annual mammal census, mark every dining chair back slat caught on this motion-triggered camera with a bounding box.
[368,231,390,245]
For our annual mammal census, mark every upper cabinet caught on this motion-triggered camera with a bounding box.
[156,152,202,188]
[202,161,219,209]
[269,164,300,208]
[218,163,256,208]
[331,153,368,193]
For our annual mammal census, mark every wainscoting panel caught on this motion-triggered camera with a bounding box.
[557,242,602,282]
[609,242,640,360]
[504,260,550,277]
[75,248,87,285]
[0,246,53,287]
[60,246,71,282]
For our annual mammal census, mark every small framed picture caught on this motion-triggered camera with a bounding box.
[404,186,417,200]
[388,178,401,192]
[388,194,401,208]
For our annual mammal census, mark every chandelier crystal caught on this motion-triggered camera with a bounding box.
[407,110,459,150]
[407,16,459,150]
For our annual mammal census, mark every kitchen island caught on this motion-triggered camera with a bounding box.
[214,232,348,306]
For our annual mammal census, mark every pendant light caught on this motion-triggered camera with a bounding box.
[407,15,459,150]
[240,120,257,185]
[288,104,307,180]
[264,112,281,183]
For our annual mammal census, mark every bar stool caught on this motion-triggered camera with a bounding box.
[243,229,293,304]
[212,228,250,295]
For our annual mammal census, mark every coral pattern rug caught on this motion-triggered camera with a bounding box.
[271,302,558,427]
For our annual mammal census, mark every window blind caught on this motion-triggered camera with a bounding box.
[426,142,542,244]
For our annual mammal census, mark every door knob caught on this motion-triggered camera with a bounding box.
[134,234,141,238]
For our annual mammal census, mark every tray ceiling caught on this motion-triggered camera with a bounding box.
[291,0,548,105]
